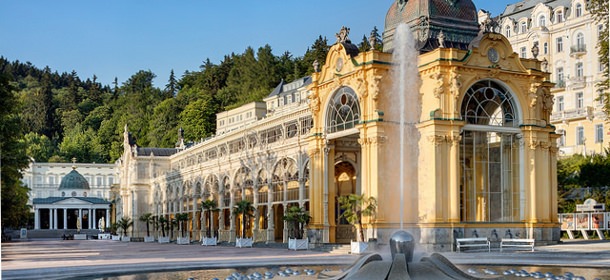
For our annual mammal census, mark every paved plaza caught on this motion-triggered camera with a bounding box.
[2,239,609,279]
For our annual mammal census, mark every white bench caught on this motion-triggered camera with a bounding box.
[500,238,535,252]
[455,238,490,252]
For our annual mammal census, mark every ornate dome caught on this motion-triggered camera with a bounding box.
[58,169,90,190]
[382,0,480,53]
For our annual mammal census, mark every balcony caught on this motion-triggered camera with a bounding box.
[554,80,565,89]
[551,106,594,122]
[570,44,587,57]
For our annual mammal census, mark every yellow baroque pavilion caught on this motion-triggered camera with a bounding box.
[116,0,560,251]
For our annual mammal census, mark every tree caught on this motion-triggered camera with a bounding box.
[139,213,153,237]
[358,35,371,52]
[302,36,330,74]
[233,200,255,238]
[369,26,383,51]
[0,73,31,231]
[164,69,178,98]
[148,98,180,147]
[117,217,133,237]
[158,216,168,237]
[22,132,54,162]
[283,206,311,239]
[175,213,189,238]
[588,0,609,117]
[201,199,218,238]
[179,94,218,141]
[338,194,377,242]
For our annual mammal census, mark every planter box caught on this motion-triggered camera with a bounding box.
[144,236,155,243]
[351,241,368,254]
[288,238,308,250]
[177,237,190,245]
[201,237,217,246]
[111,235,121,241]
[121,236,131,242]
[158,236,170,244]
[98,233,111,240]
[74,234,87,240]
[235,237,253,248]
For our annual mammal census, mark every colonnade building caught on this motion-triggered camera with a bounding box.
[117,0,561,251]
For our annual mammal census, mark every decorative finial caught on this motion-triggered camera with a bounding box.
[71,157,77,170]
[336,26,350,44]
[531,41,539,59]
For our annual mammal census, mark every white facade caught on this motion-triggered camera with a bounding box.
[498,0,608,156]
[23,161,117,206]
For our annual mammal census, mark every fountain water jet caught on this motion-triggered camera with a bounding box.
[392,23,421,230]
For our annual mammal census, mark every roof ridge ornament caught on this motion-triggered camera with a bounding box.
[336,26,351,44]
[481,17,500,34]
[71,157,77,170]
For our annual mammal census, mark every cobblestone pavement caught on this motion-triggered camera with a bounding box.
[2,239,609,280]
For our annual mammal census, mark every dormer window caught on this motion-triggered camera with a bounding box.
[538,15,546,27]
[520,21,527,33]
[556,10,564,23]
[575,3,583,17]
[505,25,511,37]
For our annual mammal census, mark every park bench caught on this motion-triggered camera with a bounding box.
[455,237,490,252]
[500,238,535,252]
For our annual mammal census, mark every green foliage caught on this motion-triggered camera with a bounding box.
[22,132,55,162]
[338,194,377,242]
[557,152,610,213]
[233,200,255,238]
[138,213,153,237]
[117,216,133,236]
[283,206,311,239]
[201,199,218,238]
[175,213,190,237]
[0,73,31,229]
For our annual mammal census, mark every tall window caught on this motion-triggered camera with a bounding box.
[520,21,527,33]
[576,33,585,49]
[543,42,548,54]
[576,92,584,108]
[505,25,511,37]
[520,47,527,58]
[460,80,521,223]
[325,86,360,134]
[556,10,564,23]
[557,129,566,147]
[538,15,546,27]
[576,127,585,145]
[556,67,564,84]
[576,62,584,78]
[557,96,564,111]
[556,37,563,52]
[575,3,583,17]
[595,124,604,143]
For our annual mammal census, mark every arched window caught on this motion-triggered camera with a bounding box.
[505,25,511,37]
[461,80,518,127]
[459,80,522,223]
[520,21,527,33]
[326,87,360,134]
[575,3,583,17]
[538,15,546,27]
[556,10,564,23]
[576,33,585,49]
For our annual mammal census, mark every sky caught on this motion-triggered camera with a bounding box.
[0,0,516,88]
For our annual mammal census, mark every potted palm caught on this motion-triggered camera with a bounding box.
[338,194,377,254]
[117,217,133,242]
[139,213,155,242]
[233,200,255,248]
[175,213,190,245]
[201,199,218,246]
[157,216,170,243]
[283,206,311,250]
[110,222,120,241]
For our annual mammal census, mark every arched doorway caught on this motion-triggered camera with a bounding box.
[334,161,357,243]
[459,79,523,222]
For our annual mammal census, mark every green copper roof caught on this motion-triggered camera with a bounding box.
[58,169,90,190]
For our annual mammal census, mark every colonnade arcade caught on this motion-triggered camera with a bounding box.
[151,156,311,243]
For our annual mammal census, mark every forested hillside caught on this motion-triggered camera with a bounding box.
[1,33,386,164]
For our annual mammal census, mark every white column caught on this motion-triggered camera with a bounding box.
[323,143,330,243]
[63,208,68,229]
[92,208,97,230]
[106,209,110,229]
[78,209,83,231]
[53,208,58,229]
[35,208,40,229]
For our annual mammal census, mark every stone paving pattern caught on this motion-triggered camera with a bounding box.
[2,239,609,280]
